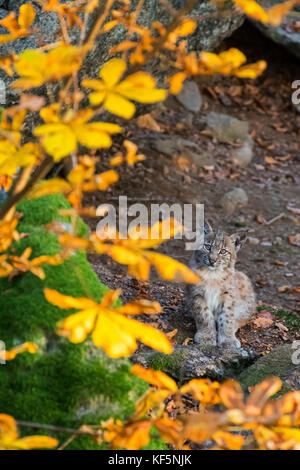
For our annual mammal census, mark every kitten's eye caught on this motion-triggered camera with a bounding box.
[220,249,227,255]
[204,244,211,251]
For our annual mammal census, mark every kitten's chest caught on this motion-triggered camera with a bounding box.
[204,285,222,314]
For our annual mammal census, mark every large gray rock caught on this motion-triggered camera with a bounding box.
[204,112,250,141]
[252,2,300,60]
[152,135,214,167]
[131,345,257,384]
[0,1,244,107]
[238,344,300,393]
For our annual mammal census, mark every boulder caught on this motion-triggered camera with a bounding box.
[132,345,258,384]
[220,187,248,215]
[238,344,300,393]
[0,1,244,106]
[251,1,300,60]
[204,111,250,142]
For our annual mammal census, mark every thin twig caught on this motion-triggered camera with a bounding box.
[16,420,102,437]
[58,433,77,450]
[158,0,177,16]
[264,212,285,226]
[83,0,114,47]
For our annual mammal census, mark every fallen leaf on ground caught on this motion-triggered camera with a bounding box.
[288,234,300,246]
[182,337,193,346]
[136,113,161,131]
[255,214,267,224]
[275,322,288,332]
[265,156,280,165]
[252,317,274,329]
[272,260,287,267]
[258,310,275,320]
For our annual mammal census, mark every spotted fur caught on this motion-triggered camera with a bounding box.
[185,223,256,349]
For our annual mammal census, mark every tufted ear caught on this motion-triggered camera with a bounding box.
[230,232,247,251]
[204,221,213,237]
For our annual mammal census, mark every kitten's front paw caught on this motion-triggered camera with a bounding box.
[218,337,241,350]
[194,330,217,346]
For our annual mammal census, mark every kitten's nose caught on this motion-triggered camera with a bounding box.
[209,258,216,266]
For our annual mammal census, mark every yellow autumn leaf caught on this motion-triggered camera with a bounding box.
[268,0,298,26]
[0,414,58,450]
[59,220,198,283]
[0,209,21,252]
[0,341,38,361]
[271,427,300,443]
[28,178,72,199]
[168,72,187,94]
[0,4,35,44]
[8,246,66,280]
[83,58,167,119]
[13,46,83,89]
[212,430,244,450]
[14,435,58,449]
[123,140,145,166]
[110,153,124,166]
[134,389,170,419]
[234,60,267,78]
[233,0,269,22]
[103,418,152,450]
[0,140,40,175]
[44,288,172,357]
[34,106,122,160]
[233,0,298,26]
[131,364,178,391]
[180,378,220,404]
[173,19,196,37]
[18,3,36,29]
[146,251,200,283]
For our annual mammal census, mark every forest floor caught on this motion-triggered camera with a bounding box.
[85,22,300,358]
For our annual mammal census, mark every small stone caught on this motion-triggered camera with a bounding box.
[231,137,254,167]
[153,136,214,167]
[274,236,283,245]
[220,188,248,215]
[205,112,249,141]
[248,237,260,245]
[175,80,203,113]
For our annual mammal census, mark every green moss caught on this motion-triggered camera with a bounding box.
[0,194,157,449]
[142,428,168,450]
[238,344,298,397]
[147,349,186,378]
[17,194,88,237]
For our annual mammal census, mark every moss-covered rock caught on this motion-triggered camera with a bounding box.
[0,194,159,449]
[132,345,257,385]
[238,344,300,395]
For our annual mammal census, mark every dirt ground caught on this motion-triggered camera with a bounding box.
[84,22,300,357]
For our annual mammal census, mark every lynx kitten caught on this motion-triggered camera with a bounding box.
[186,223,256,349]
